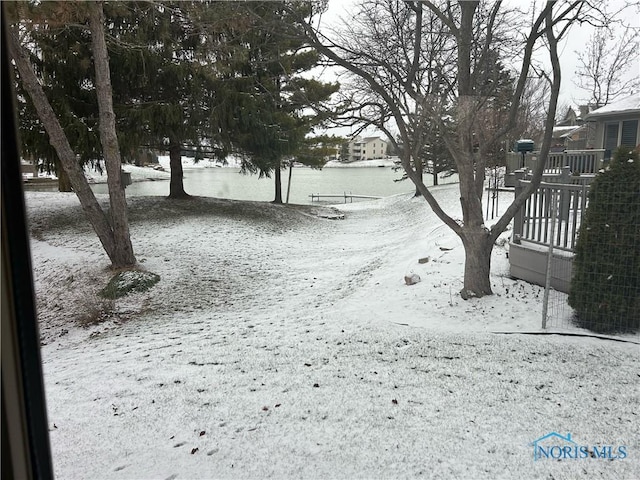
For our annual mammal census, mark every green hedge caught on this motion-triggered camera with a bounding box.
[568,146,640,333]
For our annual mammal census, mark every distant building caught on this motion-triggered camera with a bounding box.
[343,136,388,162]
[556,106,579,127]
[551,105,595,151]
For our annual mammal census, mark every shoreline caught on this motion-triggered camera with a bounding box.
[23,157,401,188]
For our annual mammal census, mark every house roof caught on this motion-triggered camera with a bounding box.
[586,93,640,119]
[362,136,386,143]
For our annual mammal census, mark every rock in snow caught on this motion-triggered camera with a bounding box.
[404,273,421,285]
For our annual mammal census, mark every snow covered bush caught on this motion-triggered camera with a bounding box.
[569,146,640,333]
[100,270,160,299]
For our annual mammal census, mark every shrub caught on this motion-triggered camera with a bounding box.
[568,146,640,333]
[100,270,160,299]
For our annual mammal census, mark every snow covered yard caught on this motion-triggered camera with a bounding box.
[26,185,639,479]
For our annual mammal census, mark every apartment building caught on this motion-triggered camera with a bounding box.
[344,136,388,162]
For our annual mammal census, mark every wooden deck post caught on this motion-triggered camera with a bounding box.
[558,166,571,223]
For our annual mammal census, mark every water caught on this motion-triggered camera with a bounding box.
[91,166,454,204]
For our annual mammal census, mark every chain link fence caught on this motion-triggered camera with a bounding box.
[542,186,639,340]
[508,165,638,341]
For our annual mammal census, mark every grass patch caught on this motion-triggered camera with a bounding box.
[99,270,160,299]
[77,296,115,327]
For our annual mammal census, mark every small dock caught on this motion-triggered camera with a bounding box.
[309,193,382,203]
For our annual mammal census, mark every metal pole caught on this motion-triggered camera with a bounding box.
[542,189,559,329]
[285,161,293,204]
[486,174,490,219]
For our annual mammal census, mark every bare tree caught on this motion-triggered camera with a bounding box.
[299,0,598,298]
[321,2,458,194]
[7,2,136,268]
[518,75,552,145]
[574,25,640,108]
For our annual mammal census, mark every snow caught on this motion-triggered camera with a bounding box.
[83,155,246,185]
[25,185,639,479]
[586,93,640,118]
[85,164,171,184]
[553,126,579,133]
[554,125,582,139]
[82,155,398,186]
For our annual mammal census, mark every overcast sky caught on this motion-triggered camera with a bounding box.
[318,0,640,138]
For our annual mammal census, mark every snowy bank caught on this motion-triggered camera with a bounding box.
[25,187,639,479]
[84,163,171,184]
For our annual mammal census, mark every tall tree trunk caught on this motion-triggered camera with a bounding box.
[7,24,121,265]
[433,171,439,186]
[454,2,490,298]
[458,145,492,297]
[460,230,494,299]
[88,2,136,268]
[168,143,189,198]
[56,159,72,192]
[273,160,283,204]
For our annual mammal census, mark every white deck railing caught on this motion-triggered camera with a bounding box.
[512,169,592,252]
[506,149,605,175]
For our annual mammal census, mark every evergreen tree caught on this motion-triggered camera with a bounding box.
[415,116,457,187]
[473,51,516,168]
[107,1,243,198]
[14,2,337,202]
[14,2,249,199]
[227,1,339,204]
[12,3,102,191]
[8,1,136,268]
[568,146,640,333]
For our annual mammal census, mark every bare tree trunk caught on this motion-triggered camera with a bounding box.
[88,2,136,268]
[56,159,72,192]
[457,147,492,295]
[414,157,423,197]
[168,143,189,198]
[433,171,438,186]
[273,160,283,204]
[7,24,120,263]
[460,230,493,300]
[453,2,493,297]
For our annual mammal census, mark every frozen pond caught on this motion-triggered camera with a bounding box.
[92,166,455,204]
